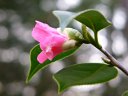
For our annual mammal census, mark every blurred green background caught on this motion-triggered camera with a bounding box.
[0,0,128,96]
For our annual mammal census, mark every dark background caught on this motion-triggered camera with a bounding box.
[0,0,128,96]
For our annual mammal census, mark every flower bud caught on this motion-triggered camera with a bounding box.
[57,28,84,51]
[58,28,84,42]
[62,39,78,51]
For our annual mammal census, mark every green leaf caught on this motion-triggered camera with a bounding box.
[26,44,80,82]
[82,25,95,44]
[75,10,111,33]
[53,9,111,32]
[53,63,118,93]
[122,90,128,96]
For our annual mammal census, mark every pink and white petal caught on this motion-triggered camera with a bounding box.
[37,51,48,63]
[40,42,54,60]
[45,47,54,60]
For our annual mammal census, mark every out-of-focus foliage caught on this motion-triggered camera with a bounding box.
[0,0,128,96]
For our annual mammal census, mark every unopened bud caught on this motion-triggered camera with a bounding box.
[101,57,111,64]
[57,28,84,50]
[58,28,84,42]
[62,40,78,51]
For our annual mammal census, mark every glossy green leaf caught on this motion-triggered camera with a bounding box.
[75,10,111,32]
[26,44,80,82]
[53,9,111,32]
[53,63,118,93]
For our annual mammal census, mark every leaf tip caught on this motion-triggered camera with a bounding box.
[25,74,31,84]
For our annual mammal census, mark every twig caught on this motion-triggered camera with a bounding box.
[100,48,128,76]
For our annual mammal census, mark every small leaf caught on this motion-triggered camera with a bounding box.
[26,44,80,82]
[53,63,118,93]
[53,9,111,32]
[53,11,75,30]
[82,25,95,44]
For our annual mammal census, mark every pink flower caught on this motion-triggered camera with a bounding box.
[32,21,68,63]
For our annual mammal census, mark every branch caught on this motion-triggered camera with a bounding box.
[100,48,128,76]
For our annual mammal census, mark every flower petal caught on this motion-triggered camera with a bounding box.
[45,46,54,60]
[32,21,58,42]
[32,21,69,63]
[35,21,58,34]
[52,35,67,46]
[39,35,66,60]
[37,51,48,63]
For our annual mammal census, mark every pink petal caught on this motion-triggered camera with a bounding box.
[37,51,48,63]
[32,24,49,42]
[32,21,69,63]
[45,46,54,60]
[39,35,66,60]
[39,37,53,51]
[51,46,63,57]
[32,21,58,42]
[51,35,67,47]
[35,21,57,34]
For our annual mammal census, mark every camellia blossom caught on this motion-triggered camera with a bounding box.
[32,21,68,63]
